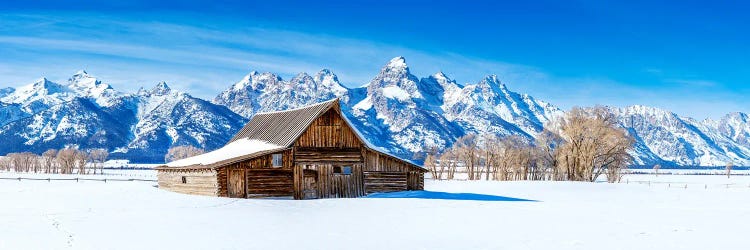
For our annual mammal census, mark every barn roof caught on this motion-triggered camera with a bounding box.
[158,98,424,171]
[227,99,337,147]
[164,139,286,168]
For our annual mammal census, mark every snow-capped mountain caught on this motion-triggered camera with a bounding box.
[0,58,748,166]
[615,106,750,166]
[212,69,348,119]
[112,82,247,162]
[0,72,245,162]
[349,57,463,153]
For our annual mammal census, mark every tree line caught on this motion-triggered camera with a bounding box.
[0,148,109,175]
[424,106,635,183]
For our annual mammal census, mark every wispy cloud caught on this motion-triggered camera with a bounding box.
[0,13,744,119]
[664,79,718,87]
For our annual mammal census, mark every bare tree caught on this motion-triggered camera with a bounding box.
[0,156,10,171]
[726,161,733,179]
[165,145,205,163]
[536,129,564,180]
[42,149,58,174]
[554,107,634,182]
[454,134,480,180]
[56,148,77,174]
[8,152,37,173]
[89,149,109,175]
[653,164,661,177]
[75,150,89,174]
[439,150,458,180]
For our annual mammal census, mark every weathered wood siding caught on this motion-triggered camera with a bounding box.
[364,171,407,194]
[362,149,424,193]
[408,172,424,190]
[228,168,246,198]
[246,169,294,198]
[295,148,362,163]
[157,169,219,196]
[294,109,362,148]
[217,149,294,197]
[300,164,365,198]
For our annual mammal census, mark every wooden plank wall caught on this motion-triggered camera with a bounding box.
[246,169,294,198]
[407,172,424,190]
[302,164,365,198]
[157,169,219,196]
[293,168,320,200]
[216,149,294,197]
[363,149,425,191]
[364,171,407,194]
[294,109,362,148]
[228,168,246,198]
[295,148,362,164]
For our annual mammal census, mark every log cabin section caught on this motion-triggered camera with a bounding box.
[155,98,426,199]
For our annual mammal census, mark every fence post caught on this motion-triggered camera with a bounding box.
[104,178,107,183]
[684,184,687,189]
[47,178,50,182]
[17,177,20,181]
[76,178,79,183]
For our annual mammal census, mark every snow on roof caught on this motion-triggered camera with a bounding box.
[165,139,285,168]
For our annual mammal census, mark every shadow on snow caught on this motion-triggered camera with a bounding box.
[366,191,537,202]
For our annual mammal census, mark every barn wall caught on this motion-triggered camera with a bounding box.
[157,169,219,196]
[294,109,362,148]
[246,169,294,198]
[362,149,425,191]
[217,149,294,197]
[301,164,365,198]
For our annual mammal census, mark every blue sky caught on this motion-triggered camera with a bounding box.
[0,0,747,119]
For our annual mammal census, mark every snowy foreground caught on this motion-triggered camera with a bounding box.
[1,173,749,250]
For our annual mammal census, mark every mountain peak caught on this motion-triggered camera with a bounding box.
[477,74,506,93]
[317,68,334,75]
[386,56,408,69]
[433,71,448,80]
[150,81,171,95]
[74,70,88,76]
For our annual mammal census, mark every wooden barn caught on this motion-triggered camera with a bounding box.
[155,99,426,199]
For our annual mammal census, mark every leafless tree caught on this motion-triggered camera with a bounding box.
[75,150,89,174]
[165,145,205,163]
[42,149,58,174]
[89,149,109,175]
[653,164,661,177]
[536,128,564,180]
[8,152,37,173]
[0,156,10,171]
[726,161,733,179]
[56,148,77,174]
[454,134,479,180]
[439,150,458,180]
[555,107,634,182]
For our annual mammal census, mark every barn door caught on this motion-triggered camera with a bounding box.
[228,169,246,198]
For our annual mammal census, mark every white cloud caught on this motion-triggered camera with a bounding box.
[0,14,744,119]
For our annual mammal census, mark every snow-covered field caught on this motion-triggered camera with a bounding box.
[1,172,749,250]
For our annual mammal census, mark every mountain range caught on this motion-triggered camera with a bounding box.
[0,58,748,166]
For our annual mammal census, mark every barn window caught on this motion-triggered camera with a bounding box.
[334,166,352,175]
[181,176,187,184]
[272,154,283,168]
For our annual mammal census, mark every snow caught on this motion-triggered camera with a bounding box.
[386,56,407,69]
[166,138,284,167]
[0,173,749,250]
[381,86,411,101]
[352,96,372,110]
